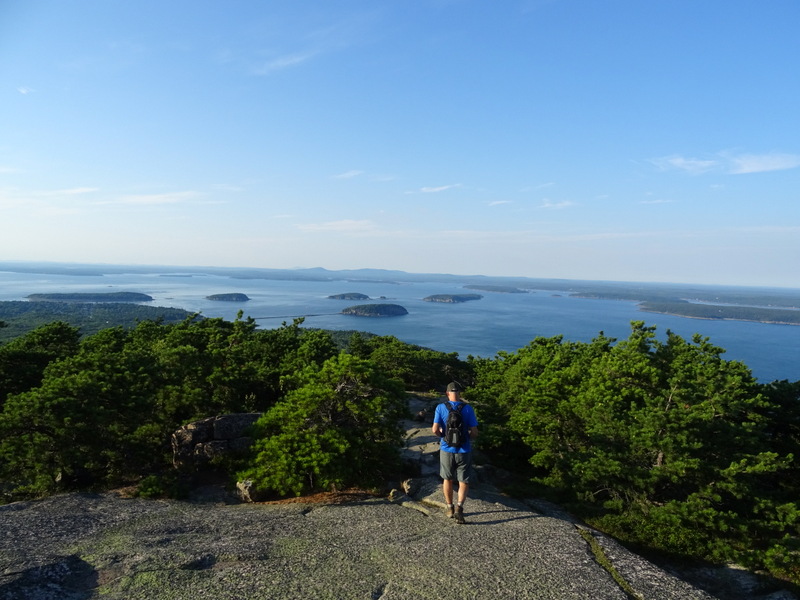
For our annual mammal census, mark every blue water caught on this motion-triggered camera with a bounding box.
[1,270,798,383]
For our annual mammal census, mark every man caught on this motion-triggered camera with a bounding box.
[432,381,479,524]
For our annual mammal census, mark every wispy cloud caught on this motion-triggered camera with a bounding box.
[253,52,316,75]
[650,155,719,174]
[39,187,99,196]
[489,200,512,206]
[650,151,800,175]
[420,184,461,193]
[727,152,800,174]
[640,198,673,205]
[519,182,555,193]
[17,86,33,95]
[298,219,376,233]
[98,191,200,205]
[539,199,574,209]
[334,170,364,179]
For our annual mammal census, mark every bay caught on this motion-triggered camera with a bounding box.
[0,269,798,383]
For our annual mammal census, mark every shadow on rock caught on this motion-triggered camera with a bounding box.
[0,554,97,600]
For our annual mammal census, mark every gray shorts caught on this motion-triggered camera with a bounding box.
[440,450,473,483]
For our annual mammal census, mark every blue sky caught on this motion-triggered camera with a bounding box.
[2,1,799,287]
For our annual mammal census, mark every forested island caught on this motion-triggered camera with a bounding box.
[328,292,370,300]
[205,293,250,302]
[27,292,153,303]
[464,284,527,293]
[423,294,483,303]
[639,301,800,325]
[0,301,194,341]
[341,303,408,317]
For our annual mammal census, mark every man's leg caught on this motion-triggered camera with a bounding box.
[454,452,472,524]
[457,482,469,505]
[443,478,454,505]
[440,451,456,517]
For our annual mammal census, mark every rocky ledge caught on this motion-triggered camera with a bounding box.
[1,397,796,600]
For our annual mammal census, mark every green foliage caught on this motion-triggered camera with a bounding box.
[2,308,798,585]
[0,300,193,341]
[471,322,800,581]
[359,335,470,391]
[640,301,800,325]
[239,354,407,496]
[135,473,189,499]
[0,315,342,498]
[0,321,81,408]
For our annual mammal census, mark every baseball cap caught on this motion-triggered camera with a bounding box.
[446,381,463,392]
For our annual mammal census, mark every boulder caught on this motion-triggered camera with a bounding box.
[172,413,262,470]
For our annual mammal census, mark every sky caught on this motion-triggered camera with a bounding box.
[2,1,799,287]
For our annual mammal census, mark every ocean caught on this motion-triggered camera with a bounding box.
[0,268,798,383]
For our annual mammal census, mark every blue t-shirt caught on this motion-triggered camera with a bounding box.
[434,401,478,454]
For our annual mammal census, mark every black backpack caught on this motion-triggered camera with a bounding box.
[444,403,467,447]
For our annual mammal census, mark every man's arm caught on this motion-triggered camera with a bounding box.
[432,405,445,437]
[466,405,479,439]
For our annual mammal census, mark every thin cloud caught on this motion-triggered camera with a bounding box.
[650,155,718,174]
[253,52,316,75]
[17,86,34,95]
[489,200,512,206]
[298,219,376,233]
[539,199,574,209]
[650,151,800,175]
[640,198,674,205]
[519,182,555,193]
[98,191,200,205]
[334,170,364,179]
[420,184,461,193]
[39,187,99,196]
[728,152,800,174]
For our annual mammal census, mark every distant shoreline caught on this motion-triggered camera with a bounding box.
[638,307,800,327]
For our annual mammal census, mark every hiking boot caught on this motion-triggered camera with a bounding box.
[455,506,466,524]
[446,504,455,518]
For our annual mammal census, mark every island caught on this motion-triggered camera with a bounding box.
[464,285,527,294]
[638,301,800,325]
[328,293,370,300]
[423,294,483,303]
[341,304,408,317]
[205,293,250,302]
[27,292,153,303]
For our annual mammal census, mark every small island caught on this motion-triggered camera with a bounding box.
[465,284,527,294]
[27,292,153,303]
[328,293,370,300]
[205,293,250,302]
[341,303,408,317]
[423,294,483,303]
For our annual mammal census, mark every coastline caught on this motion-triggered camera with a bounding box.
[637,307,800,327]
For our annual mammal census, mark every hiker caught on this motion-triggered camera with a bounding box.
[432,381,479,524]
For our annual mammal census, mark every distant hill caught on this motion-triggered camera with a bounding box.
[27,292,153,303]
